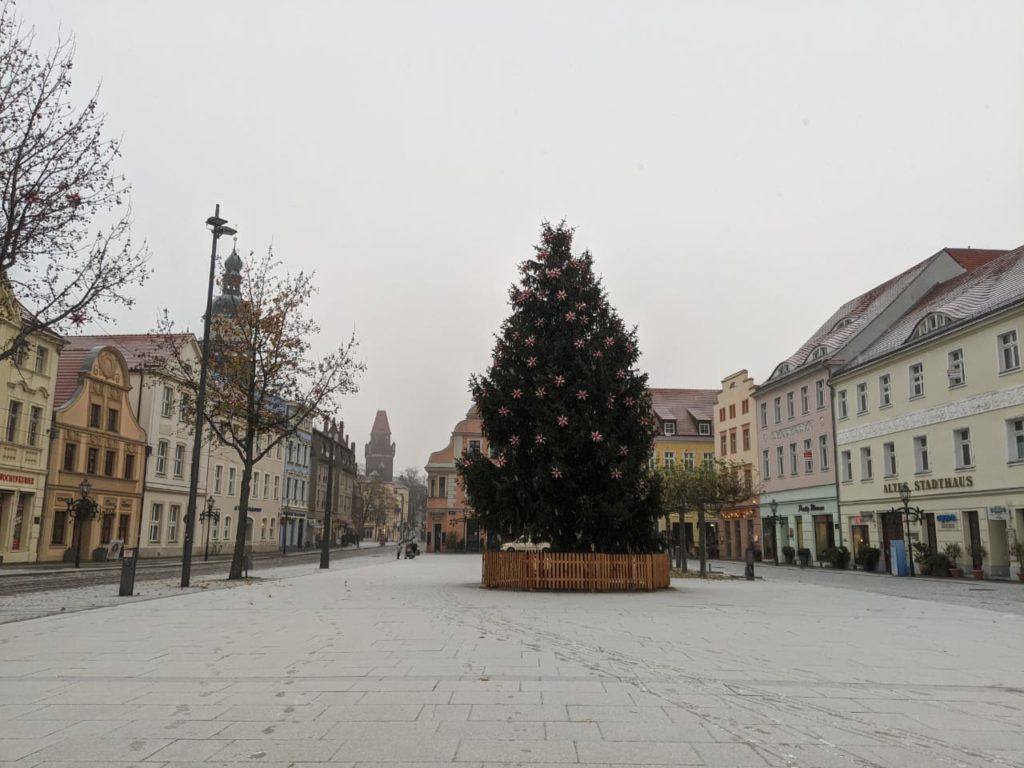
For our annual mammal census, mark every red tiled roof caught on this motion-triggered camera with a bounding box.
[944,248,1009,271]
[54,334,195,408]
[370,409,391,434]
[647,388,719,436]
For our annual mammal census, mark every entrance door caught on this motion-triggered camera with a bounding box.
[850,525,869,556]
[988,517,1009,577]
[432,523,442,553]
[964,510,982,569]
[813,514,834,556]
[793,515,804,550]
[880,511,905,572]
[466,518,481,552]
[924,514,938,555]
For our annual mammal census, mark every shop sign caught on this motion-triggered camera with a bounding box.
[988,506,1008,521]
[936,512,959,530]
[884,476,973,494]
[0,473,35,486]
[798,504,824,512]
[771,420,814,441]
[851,512,876,525]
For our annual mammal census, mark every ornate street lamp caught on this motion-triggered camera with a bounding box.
[199,496,220,562]
[890,482,925,577]
[66,478,100,569]
[763,498,785,566]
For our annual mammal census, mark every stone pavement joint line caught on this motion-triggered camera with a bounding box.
[1,553,1022,767]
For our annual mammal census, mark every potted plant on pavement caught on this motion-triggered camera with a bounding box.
[825,546,851,569]
[944,542,963,578]
[1011,541,1024,582]
[797,547,812,568]
[967,543,987,580]
[859,544,881,573]
[782,545,795,565]
[912,542,932,575]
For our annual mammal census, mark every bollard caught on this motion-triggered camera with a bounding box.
[119,548,138,597]
[744,547,755,581]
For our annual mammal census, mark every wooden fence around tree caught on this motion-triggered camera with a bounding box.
[481,550,671,591]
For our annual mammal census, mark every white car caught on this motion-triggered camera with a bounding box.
[500,536,551,553]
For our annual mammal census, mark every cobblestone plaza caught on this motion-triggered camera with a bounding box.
[1,552,1022,767]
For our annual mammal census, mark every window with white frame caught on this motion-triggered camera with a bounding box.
[819,433,829,470]
[841,450,852,482]
[168,505,180,543]
[773,397,782,424]
[883,442,897,477]
[34,345,48,374]
[999,330,1020,372]
[762,449,770,479]
[161,386,174,418]
[954,428,973,469]
[6,400,20,442]
[253,472,261,499]
[228,467,236,495]
[816,379,826,409]
[173,444,185,477]
[760,402,768,428]
[914,436,930,473]
[776,446,784,476]
[742,426,750,451]
[698,421,711,436]
[860,447,873,479]
[149,504,162,543]
[803,438,813,473]
[155,441,168,475]
[879,374,892,407]
[683,451,695,470]
[702,452,714,469]
[274,475,280,500]
[837,390,849,419]
[1007,418,1024,462]
[223,516,231,539]
[663,451,675,468]
[786,392,795,419]
[720,433,727,455]
[909,363,924,398]
[27,406,42,447]
[214,465,223,494]
[663,421,676,436]
[856,383,868,414]
[947,348,965,387]
[800,386,809,414]
[789,442,798,475]
[263,473,270,498]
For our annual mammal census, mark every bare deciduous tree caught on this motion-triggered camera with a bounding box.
[0,2,148,359]
[156,248,364,579]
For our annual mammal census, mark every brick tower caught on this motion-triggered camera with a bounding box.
[364,410,395,481]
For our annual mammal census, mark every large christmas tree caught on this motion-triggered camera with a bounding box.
[457,222,661,553]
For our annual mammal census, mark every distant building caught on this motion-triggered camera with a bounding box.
[309,418,355,546]
[712,370,761,561]
[364,409,395,481]
[424,406,487,553]
[282,407,312,549]
[649,388,717,554]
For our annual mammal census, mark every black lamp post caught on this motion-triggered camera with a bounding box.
[890,482,925,577]
[199,496,220,562]
[763,498,785,566]
[182,205,236,588]
[66,478,100,569]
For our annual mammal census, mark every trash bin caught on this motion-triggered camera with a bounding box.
[119,547,138,597]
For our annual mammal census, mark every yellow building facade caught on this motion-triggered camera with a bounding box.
[0,282,63,563]
[712,370,761,561]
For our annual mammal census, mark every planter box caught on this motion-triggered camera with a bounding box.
[482,550,670,591]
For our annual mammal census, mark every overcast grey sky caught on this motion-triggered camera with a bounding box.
[22,1,1024,474]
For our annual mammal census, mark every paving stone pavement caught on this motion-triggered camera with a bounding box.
[1,552,1022,768]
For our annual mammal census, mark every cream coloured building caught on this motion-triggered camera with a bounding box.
[712,370,761,561]
[0,281,63,563]
[834,247,1024,577]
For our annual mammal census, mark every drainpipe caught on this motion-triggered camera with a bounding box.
[38,412,59,562]
[825,365,845,552]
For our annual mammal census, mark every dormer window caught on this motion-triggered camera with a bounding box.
[809,345,829,361]
[911,312,953,340]
[770,362,791,379]
[663,421,676,436]
[697,422,711,436]
[832,317,854,332]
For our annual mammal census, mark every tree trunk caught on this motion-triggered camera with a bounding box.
[229,460,254,580]
[676,513,687,572]
[698,505,707,577]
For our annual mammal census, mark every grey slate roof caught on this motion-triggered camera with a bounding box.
[839,245,1024,372]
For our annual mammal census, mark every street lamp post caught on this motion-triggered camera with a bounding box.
[181,204,236,588]
[66,478,100,569]
[199,496,220,562]
[763,498,785,566]
[320,432,336,569]
[890,482,925,577]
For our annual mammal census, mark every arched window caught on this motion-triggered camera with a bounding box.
[911,312,953,340]
[831,317,853,332]
[245,517,254,542]
[809,345,829,361]
[260,517,267,540]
